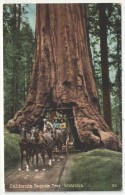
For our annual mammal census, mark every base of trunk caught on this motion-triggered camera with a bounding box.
[6,103,122,152]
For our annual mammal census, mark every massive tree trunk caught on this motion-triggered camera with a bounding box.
[6,4,121,151]
[99,4,112,129]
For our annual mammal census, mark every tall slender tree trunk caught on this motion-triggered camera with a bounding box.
[13,4,17,115]
[7,4,121,151]
[18,4,21,31]
[16,4,21,110]
[116,30,122,139]
[99,4,112,129]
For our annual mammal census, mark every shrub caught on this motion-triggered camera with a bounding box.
[61,149,122,191]
[4,131,20,171]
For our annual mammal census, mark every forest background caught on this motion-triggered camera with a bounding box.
[3,3,121,138]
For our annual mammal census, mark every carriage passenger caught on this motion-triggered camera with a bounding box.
[59,119,69,145]
[53,119,60,129]
[59,119,67,130]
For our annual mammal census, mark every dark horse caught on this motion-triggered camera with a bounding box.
[19,125,33,171]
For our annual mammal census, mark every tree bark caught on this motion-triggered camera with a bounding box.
[6,4,121,151]
[116,29,122,139]
[99,4,112,129]
[12,4,17,115]
[18,4,21,32]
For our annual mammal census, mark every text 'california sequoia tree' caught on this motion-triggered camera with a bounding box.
[7,4,121,151]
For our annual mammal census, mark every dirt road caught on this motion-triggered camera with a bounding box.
[5,154,74,192]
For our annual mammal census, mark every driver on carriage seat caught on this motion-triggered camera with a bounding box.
[42,118,55,148]
[43,118,54,133]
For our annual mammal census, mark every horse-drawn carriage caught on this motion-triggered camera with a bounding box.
[19,122,69,171]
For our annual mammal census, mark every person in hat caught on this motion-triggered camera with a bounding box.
[43,118,54,133]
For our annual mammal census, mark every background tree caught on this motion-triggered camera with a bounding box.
[86,3,121,137]
[107,4,121,137]
[98,4,112,129]
[6,4,121,151]
[3,4,35,123]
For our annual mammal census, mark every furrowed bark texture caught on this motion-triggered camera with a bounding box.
[7,4,121,151]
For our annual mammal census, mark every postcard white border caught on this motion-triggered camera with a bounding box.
[0,1,124,195]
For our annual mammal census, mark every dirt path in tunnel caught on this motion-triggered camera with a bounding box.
[5,154,75,192]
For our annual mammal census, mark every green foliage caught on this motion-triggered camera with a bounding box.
[86,4,121,135]
[4,131,20,171]
[61,149,122,191]
[86,4,103,113]
[4,4,35,123]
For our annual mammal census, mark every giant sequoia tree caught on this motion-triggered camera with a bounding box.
[6,4,121,151]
